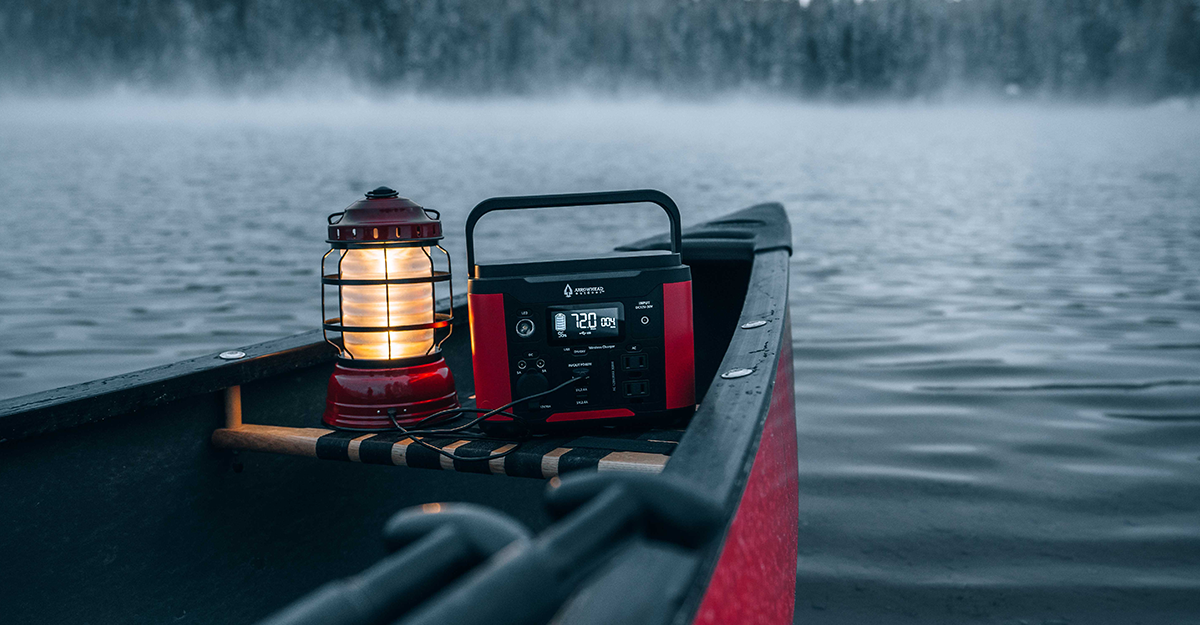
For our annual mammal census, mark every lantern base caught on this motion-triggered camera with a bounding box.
[323,356,459,431]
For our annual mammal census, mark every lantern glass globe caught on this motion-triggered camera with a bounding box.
[339,246,434,360]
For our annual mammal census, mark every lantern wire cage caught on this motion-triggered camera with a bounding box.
[320,212,454,364]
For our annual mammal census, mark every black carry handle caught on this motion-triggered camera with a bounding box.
[465,190,682,271]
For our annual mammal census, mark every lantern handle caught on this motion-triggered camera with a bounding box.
[327,211,345,225]
[423,208,441,220]
[465,189,683,271]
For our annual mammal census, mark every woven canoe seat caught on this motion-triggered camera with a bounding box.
[212,424,681,479]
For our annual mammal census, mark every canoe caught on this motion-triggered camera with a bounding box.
[0,202,796,625]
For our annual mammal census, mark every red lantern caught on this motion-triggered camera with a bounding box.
[321,187,458,430]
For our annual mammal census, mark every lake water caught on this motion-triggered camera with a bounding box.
[1,98,1199,623]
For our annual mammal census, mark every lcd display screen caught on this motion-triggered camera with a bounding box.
[548,305,622,343]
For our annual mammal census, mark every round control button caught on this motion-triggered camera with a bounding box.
[517,360,527,370]
[515,318,535,338]
[640,316,650,325]
[535,359,546,369]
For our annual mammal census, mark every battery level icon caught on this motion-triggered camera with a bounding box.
[554,312,567,332]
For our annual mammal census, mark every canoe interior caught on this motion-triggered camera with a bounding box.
[0,205,788,624]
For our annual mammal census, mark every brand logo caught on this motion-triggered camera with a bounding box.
[563,284,604,298]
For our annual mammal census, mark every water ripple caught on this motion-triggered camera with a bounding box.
[919,379,1200,393]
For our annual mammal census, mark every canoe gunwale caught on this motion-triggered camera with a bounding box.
[672,249,793,623]
[558,209,794,623]
[0,330,334,443]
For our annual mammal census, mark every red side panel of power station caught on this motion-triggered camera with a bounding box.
[662,280,695,410]
[469,293,511,411]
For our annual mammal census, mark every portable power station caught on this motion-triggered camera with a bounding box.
[466,190,695,432]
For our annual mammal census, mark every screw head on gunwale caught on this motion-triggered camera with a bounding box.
[721,367,755,379]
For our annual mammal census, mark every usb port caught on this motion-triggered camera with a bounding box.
[620,353,648,370]
[622,380,649,398]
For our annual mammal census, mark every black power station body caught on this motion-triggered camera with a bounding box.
[466,191,695,432]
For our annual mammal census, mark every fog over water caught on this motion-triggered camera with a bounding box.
[1,97,1199,623]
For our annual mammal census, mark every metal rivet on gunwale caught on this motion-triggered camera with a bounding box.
[218,350,246,360]
[721,367,755,379]
[740,320,768,329]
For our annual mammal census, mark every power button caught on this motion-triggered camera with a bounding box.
[515,318,535,338]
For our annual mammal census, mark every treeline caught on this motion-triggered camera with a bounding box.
[1,0,1198,100]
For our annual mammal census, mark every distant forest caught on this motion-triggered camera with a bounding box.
[2,0,1198,100]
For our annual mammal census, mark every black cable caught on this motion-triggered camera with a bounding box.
[387,374,588,463]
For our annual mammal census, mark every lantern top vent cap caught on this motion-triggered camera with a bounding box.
[365,186,400,199]
[328,187,443,244]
